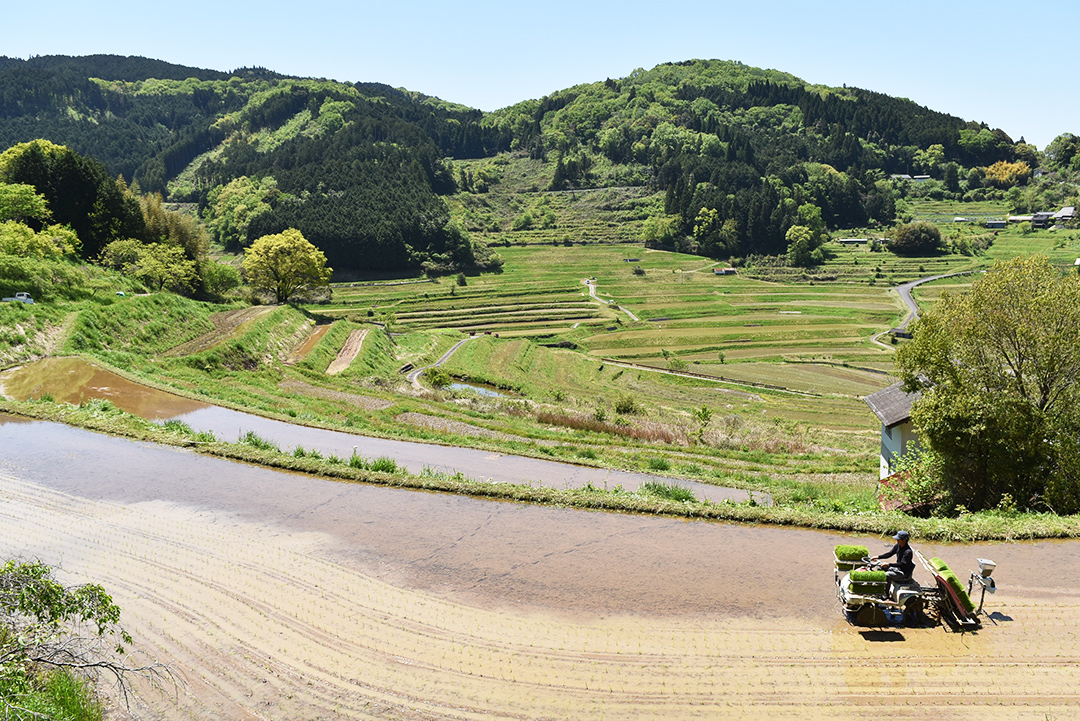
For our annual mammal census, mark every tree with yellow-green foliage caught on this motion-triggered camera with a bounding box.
[983,160,1031,189]
[242,228,331,303]
[0,221,80,258]
[98,238,196,293]
[0,182,51,224]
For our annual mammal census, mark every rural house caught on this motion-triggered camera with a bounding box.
[864,382,920,480]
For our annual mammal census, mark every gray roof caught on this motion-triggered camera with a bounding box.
[864,382,919,427]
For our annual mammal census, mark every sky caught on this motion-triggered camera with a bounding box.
[6,0,1075,149]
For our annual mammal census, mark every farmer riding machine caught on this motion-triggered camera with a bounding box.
[834,543,997,628]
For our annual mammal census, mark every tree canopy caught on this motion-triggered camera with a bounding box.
[896,256,1080,513]
[242,228,331,303]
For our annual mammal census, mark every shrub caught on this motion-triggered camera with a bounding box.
[614,394,643,415]
[637,481,695,502]
[889,221,943,255]
[647,457,671,471]
[424,367,452,388]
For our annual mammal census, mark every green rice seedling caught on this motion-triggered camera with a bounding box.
[849,569,887,595]
[193,430,217,443]
[834,545,868,562]
[327,454,343,464]
[930,558,976,613]
[348,451,367,469]
[293,446,308,458]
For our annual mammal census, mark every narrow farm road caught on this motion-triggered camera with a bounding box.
[871,270,978,348]
[407,335,475,389]
[584,278,640,321]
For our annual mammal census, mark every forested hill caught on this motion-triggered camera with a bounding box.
[0,55,1056,272]
[475,59,1045,258]
[0,54,503,273]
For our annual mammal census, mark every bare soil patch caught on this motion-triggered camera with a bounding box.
[284,322,331,364]
[162,306,275,357]
[3,419,1079,720]
[278,377,393,411]
[326,328,368,375]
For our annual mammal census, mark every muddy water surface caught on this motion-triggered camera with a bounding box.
[1,414,1075,618]
[0,356,208,419]
[0,357,755,502]
[4,413,1080,719]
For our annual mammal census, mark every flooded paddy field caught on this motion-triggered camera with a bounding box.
[1,415,1079,720]
[0,357,755,503]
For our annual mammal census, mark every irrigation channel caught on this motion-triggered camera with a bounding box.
[2,362,1080,719]
[0,357,752,503]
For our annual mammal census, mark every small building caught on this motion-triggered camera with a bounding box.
[1053,206,1076,223]
[1008,215,1034,224]
[890,174,912,181]
[836,238,868,245]
[713,267,737,275]
[985,219,1007,229]
[911,175,931,182]
[864,382,921,480]
[1032,211,1056,229]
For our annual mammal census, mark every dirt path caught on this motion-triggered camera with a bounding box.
[1,460,1077,721]
[162,306,275,357]
[326,328,368,375]
[284,323,331,365]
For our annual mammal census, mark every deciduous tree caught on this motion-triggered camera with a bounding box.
[242,228,332,303]
[896,256,1080,513]
[888,221,942,255]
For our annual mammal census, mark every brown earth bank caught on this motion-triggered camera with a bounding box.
[1,417,1078,719]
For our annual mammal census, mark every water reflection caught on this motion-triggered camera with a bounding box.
[0,357,207,420]
[1,357,756,503]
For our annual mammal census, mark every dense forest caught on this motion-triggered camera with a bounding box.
[0,55,1074,273]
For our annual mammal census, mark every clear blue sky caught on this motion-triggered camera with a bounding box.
[7,0,1075,149]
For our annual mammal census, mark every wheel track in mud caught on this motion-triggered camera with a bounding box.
[2,468,1079,720]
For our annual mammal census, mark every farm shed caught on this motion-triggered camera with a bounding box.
[1032,212,1055,229]
[713,268,737,275]
[836,238,868,245]
[864,382,921,481]
[985,219,1006,229]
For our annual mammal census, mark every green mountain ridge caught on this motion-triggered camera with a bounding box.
[0,54,1072,274]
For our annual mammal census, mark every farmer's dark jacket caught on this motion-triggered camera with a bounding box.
[880,543,915,577]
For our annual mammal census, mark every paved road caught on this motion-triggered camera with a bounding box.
[871,270,978,348]
[406,336,475,389]
[892,271,977,330]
